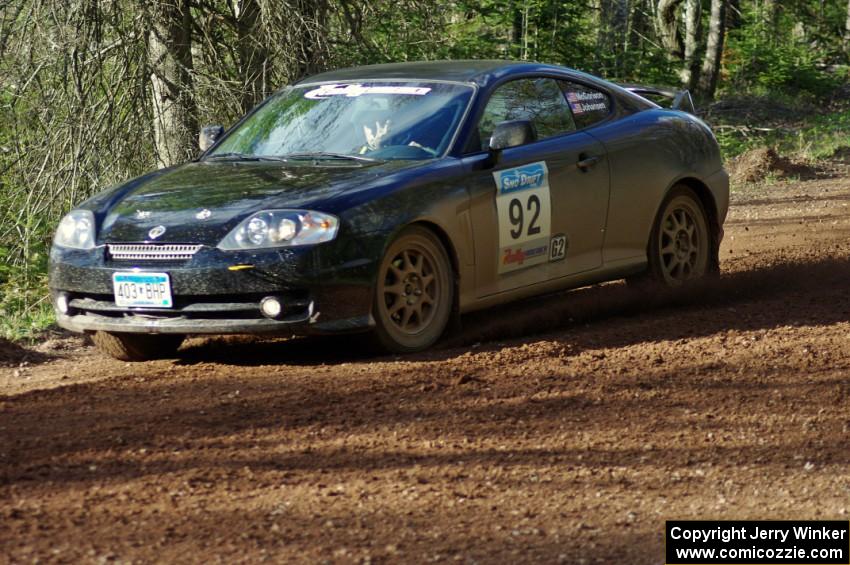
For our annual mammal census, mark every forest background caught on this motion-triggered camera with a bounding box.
[1,0,849,339]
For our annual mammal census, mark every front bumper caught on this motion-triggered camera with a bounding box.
[55,304,319,334]
[48,240,378,335]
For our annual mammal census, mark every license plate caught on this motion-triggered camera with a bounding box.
[112,272,173,308]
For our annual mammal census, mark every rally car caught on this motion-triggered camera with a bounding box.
[49,60,729,360]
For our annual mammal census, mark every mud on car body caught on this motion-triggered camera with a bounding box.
[49,60,729,361]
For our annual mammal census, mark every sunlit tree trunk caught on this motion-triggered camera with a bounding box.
[680,0,702,90]
[148,0,197,168]
[697,0,726,100]
[658,0,685,59]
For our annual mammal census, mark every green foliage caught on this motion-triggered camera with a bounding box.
[0,245,53,342]
[788,107,850,161]
[713,104,850,162]
[723,4,840,97]
[725,35,837,97]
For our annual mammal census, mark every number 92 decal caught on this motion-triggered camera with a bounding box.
[493,161,552,274]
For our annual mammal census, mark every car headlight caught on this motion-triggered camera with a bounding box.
[218,210,339,250]
[53,210,96,250]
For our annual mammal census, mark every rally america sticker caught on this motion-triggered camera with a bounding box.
[493,161,552,274]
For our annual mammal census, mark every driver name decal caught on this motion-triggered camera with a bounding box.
[566,90,607,114]
[494,162,552,274]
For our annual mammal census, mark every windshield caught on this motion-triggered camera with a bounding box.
[209,81,475,161]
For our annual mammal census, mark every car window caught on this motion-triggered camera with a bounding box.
[472,78,576,152]
[559,81,612,129]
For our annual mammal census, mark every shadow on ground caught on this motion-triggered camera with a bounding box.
[177,254,850,366]
[0,338,55,367]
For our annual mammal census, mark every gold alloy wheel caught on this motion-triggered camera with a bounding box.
[380,248,439,333]
[654,188,710,286]
[373,226,453,352]
[660,207,701,281]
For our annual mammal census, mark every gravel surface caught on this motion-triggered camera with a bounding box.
[2,165,849,564]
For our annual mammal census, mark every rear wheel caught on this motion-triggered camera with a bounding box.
[372,226,453,353]
[92,331,184,361]
[636,185,712,288]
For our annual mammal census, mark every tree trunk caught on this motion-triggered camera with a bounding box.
[148,0,197,168]
[598,0,630,76]
[613,0,630,75]
[511,4,523,59]
[726,0,742,30]
[234,0,266,113]
[657,0,685,59]
[762,0,780,43]
[844,0,850,55]
[629,0,651,52]
[291,0,329,81]
[680,0,702,90]
[697,0,726,100]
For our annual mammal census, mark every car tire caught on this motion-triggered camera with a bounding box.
[635,185,712,288]
[92,331,185,361]
[372,226,454,353]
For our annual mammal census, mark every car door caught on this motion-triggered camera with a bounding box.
[464,77,610,298]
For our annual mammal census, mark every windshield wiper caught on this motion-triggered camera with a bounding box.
[205,152,258,161]
[281,152,383,163]
[205,152,286,162]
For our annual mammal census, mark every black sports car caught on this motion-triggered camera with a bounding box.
[49,60,729,360]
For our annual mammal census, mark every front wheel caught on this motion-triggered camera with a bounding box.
[641,185,712,287]
[91,331,184,361]
[372,226,454,353]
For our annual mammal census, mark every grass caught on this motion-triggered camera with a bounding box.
[707,96,850,162]
[787,109,850,161]
[0,282,54,342]
[0,301,54,342]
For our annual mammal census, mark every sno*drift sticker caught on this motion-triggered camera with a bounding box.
[493,161,551,274]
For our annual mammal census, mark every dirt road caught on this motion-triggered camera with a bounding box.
[2,161,849,564]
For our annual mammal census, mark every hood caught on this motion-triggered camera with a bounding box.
[98,159,418,244]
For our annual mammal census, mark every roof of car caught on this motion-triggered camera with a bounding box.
[297,60,585,87]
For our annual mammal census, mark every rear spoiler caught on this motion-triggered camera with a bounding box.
[617,84,696,114]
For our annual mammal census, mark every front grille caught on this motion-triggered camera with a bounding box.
[107,244,202,261]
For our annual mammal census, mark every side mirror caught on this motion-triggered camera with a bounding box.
[489,120,537,152]
[199,125,224,152]
[672,90,696,114]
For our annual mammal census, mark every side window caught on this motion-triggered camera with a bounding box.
[560,81,612,129]
[474,78,576,151]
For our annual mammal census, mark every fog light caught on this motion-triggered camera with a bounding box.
[56,293,70,315]
[260,296,283,319]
